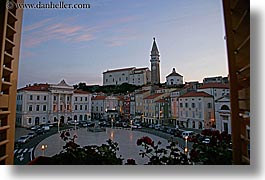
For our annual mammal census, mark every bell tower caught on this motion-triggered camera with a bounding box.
[150,37,160,85]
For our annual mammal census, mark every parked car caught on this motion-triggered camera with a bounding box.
[17,135,30,144]
[30,125,41,131]
[148,124,155,129]
[42,125,50,132]
[154,124,161,130]
[182,131,194,138]
[36,128,45,135]
[27,132,36,139]
[202,138,210,144]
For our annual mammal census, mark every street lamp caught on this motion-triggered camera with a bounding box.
[130,119,133,130]
[74,119,77,131]
[58,120,60,133]
[41,144,48,156]
[184,136,188,155]
[111,118,114,128]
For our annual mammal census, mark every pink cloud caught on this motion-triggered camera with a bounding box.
[22,15,138,48]
[23,18,53,32]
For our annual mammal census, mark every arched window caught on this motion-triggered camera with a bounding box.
[79,115,83,121]
[35,117,40,125]
[199,122,203,129]
[221,105,230,110]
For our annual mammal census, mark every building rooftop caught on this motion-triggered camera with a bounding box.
[91,96,106,100]
[144,93,164,100]
[198,83,229,89]
[103,67,135,74]
[178,91,213,98]
[18,84,49,92]
[73,89,90,94]
[155,99,167,103]
[166,68,183,78]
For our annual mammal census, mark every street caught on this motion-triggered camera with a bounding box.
[14,126,69,165]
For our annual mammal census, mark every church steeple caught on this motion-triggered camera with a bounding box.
[151,37,159,55]
[150,37,161,85]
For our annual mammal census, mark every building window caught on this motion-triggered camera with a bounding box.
[60,105,63,111]
[80,97,83,101]
[29,105,33,111]
[85,97,88,101]
[85,105,87,110]
[180,103,183,108]
[44,96,47,101]
[28,118,32,124]
[54,96,56,101]
[53,105,56,111]
[208,103,212,108]
[185,103,188,108]
[109,75,112,77]
[36,105,40,111]
[106,79,108,82]
[192,103,195,108]
[43,105,47,111]
[67,96,70,101]
[75,105,78,110]
[80,105,83,110]
[37,96,40,100]
[75,97,78,101]
[222,116,229,120]
[30,95,33,100]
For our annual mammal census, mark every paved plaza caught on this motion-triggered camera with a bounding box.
[34,128,175,165]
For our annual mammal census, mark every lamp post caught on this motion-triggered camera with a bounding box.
[74,119,77,131]
[111,118,114,128]
[184,136,188,155]
[57,120,60,133]
[130,119,133,130]
[41,144,48,156]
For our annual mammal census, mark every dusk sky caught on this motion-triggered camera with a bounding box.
[18,0,229,88]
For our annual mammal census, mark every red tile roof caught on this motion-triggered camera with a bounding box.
[179,91,212,98]
[144,93,164,100]
[155,99,167,103]
[103,67,135,74]
[135,90,149,95]
[198,83,229,89]
[18,84,49,92]
[74,89,90,94]
[92,96,106,100]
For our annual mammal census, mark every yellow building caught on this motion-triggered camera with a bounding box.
[0,0,23,165]
[134,90,150,117]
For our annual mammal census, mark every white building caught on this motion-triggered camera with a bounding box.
[91,95,106,120]
[103,67,151,86]
[177,91,215,130]
[166,68,184,86]
[203,76,228,84]
[16,80,92,128]
[197,83,230,100]
[215,95,231,134]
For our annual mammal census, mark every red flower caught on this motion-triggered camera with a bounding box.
[137,139,143,146]
[65,131,70,137]
[137,136,154,147]
[60,132,65,139]
[126,159,136,165]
